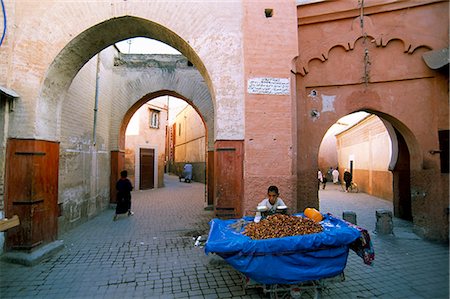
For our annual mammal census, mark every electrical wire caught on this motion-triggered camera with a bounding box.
[0,0,6,47]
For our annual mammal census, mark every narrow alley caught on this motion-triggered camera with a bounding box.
[0,175,448,298]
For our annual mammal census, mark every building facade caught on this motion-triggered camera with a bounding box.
[125,100,168,190]
[0,0,448,255]
[295,0,448,241]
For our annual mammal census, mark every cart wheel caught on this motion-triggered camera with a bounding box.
[269,288,277,299]
[313,287,323,299]
[290,287,303,299]
[186,179,190,183]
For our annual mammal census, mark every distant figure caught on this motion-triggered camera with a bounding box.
[332,167,340,184]
[327,167,333,182]
[317,169,323,190]
[114,170,134,221]
[322,173,328,190]
[179,163,193,183]
[343,169,352,192]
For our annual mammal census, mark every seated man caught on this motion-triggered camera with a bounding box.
[258,185,287,214]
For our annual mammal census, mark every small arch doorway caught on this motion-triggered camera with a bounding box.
[318,111,414,223]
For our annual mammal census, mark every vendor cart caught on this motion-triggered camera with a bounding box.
[205,213,371,298]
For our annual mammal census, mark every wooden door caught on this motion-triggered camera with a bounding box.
[5,139,59,251]
[214,141,244,218]
[140,148,154,190]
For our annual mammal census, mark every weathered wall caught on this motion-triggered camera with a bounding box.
[296,0,449,241]
[336,115,393,200]
[58,47,116,233]
[0,0,14,87]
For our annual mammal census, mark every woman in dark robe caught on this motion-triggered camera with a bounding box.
[343,169,352,192]
[114,170,134,221]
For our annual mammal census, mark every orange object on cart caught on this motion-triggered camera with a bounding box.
[304,208,323,222]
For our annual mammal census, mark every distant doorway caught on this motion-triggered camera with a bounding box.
[140,148,155,190]
[392,129,412,220]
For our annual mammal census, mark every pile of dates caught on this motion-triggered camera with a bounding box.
[243,214,323,240]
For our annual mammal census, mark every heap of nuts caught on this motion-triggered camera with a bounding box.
[243,214,323,240]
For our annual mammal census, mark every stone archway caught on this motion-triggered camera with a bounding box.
[6,16,218,251]
[53,25,215,231]
[113,90,212,207]
[48,19,217,236]
[39,16,215,142]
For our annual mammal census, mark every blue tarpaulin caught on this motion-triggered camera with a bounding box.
[205,214,361,284]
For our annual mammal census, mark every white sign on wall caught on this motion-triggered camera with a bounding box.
[247,77,290,95]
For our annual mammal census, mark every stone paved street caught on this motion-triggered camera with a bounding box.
[0,175,448,298]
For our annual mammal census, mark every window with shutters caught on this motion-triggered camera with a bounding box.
[149,109,160,129]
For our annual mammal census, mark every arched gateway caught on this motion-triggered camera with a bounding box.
[3,11,247,253]
[0,1,448,259]
[295,1,448,241]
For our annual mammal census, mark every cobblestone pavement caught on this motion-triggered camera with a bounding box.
[0,175,448,298]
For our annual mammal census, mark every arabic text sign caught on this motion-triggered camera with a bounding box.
[247,77,290,95]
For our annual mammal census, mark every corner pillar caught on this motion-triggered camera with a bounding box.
[207,150,214,207]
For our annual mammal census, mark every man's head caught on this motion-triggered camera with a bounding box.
[120,170,128,178]
[267,185,279,204]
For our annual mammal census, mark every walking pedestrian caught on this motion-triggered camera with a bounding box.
[322,174,328,190]
[318,169,323,190]
[332,167,340,184]
[343,169,352,192]
[114,170,134,221]
[327,167,333,182]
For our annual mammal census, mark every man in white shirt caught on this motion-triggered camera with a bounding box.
[258,185,287,214]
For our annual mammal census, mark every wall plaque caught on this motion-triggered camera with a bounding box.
[247,77,290,95]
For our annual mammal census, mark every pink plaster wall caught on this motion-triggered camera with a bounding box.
[242,0,298,214]
[295,1,449,241]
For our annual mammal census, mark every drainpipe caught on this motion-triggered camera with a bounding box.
[93,54,100,146]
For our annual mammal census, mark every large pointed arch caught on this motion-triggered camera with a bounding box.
[38,16,215,142]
